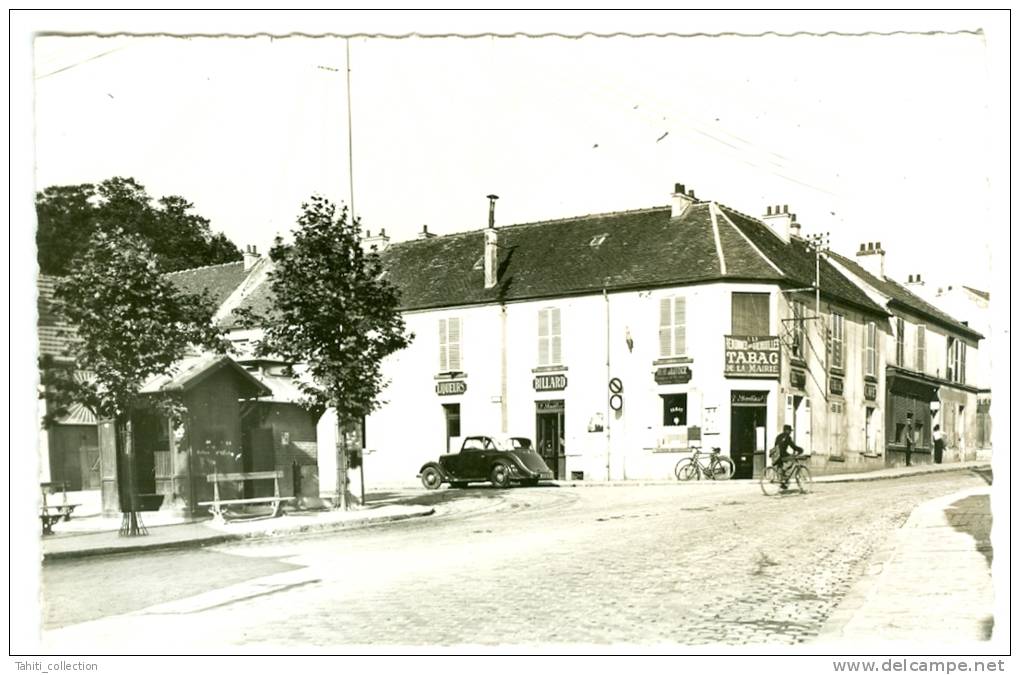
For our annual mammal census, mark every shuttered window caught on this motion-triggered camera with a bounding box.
[947,337,965,384]
[538,307,562,366]
[895,317,905,366]
[791,300,806,360]
[915,324,926,372]
[658,296,686,357]
[864,321,878,377]
[439,317,462,372]
[829,313,845,369]
[731,292,770,336]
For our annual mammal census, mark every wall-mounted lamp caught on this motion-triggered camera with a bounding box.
[929,400,941,417]
[625,327,634,353]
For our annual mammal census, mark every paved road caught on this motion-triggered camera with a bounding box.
[42,471,988,650]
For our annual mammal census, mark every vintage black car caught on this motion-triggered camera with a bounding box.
[418,435,555,489]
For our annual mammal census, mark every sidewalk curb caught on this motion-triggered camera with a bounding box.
[42,507,435,563]
[548,463,989,488]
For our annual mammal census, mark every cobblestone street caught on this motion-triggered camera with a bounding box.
[42,471,991,650]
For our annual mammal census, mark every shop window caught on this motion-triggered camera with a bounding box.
[537,307,562,367]
[661,394,688,426]
[915,324,926,372]
[895,317,905,367]
[732,292,770,336]
[438,317,462,372]
[828,313,845,370]
[658,296,686,357]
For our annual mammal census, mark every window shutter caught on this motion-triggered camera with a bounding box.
[659,298,671,357]
[551,308,562,365]
[538,309,549,366]
[448,318,461,371]
[673,297,686,356]
[439,319,448,372]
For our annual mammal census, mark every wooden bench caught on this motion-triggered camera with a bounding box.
[40,482,80,535]
[198,470,295,523]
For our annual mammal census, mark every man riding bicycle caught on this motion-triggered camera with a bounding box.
[771,424,804,490]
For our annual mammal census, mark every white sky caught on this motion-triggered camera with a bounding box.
[30,19,1000,291]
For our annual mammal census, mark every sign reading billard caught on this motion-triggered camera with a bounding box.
[533,374,567,391]
[724,335,781,378]
[436,380,467,396]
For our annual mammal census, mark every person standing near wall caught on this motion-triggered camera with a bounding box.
[933,424,945,464]
[904,412,914,467]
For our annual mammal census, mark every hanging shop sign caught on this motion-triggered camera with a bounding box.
[864,382,877,401]
[790,369,807,390]
[829,376,844,397]
[723,335,781,378]
[436,380,467,396]
[654,365,692,385]
[533,374,567,392]
[731,390,769,406]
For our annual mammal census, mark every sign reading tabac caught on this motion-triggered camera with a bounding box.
[723,335,781,378]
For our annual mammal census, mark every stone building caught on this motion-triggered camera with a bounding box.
[360,185,893,483]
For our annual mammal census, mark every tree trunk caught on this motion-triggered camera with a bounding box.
[118,414,144,536]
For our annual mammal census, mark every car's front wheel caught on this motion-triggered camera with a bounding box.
[490,463,512,489]
[421,466,443,490]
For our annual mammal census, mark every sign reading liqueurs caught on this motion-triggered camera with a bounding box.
[724,335,781,378]
[436,380,467,396]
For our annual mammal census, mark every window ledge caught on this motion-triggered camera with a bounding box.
[827,455,846,463]
[434,371,467,380]
[864,374,878,383]
[653,356,693,366]
[790,358,807,368]
[861,452,882,458]
[829,367,845,375]
[532,365,568,373]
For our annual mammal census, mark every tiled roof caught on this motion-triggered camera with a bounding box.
[829,252,983,340]
[166,261,249,307]
[139,354,271,396]
[372,202,887,316]
[718,207,888,317]
[37,274,75,361]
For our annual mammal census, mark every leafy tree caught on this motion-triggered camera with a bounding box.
[43,227,229,527]
[36,176,241,275]
[243,196,412,509]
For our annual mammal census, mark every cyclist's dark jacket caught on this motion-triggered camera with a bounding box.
[773,432,803,460]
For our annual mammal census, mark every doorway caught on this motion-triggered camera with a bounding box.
[536,400,565,479]
[443,404,461,454]
[730,391,768,479]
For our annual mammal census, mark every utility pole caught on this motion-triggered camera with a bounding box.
[346,38,355,222]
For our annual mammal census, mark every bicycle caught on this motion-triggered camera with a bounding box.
[675,447,735,481]
[760,455,812,495]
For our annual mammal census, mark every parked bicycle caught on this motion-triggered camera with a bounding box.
[675,447,735,481]
[760,455,812,495]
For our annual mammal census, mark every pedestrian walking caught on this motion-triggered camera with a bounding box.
[904,413,914,466]
[933,424,945,464]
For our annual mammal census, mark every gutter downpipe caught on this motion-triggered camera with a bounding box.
[604,287,611,481]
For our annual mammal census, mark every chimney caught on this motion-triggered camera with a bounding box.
[417,224,437,240]
[484,195,499,289]
[363,227,391,253]
[242,244,260,271]
[855,240,886,278]
[670,183,696,218]
[905,273,925,287]
[762,204,798,243]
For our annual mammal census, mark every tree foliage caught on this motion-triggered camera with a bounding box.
[246,196,413,426]
[42,228,229,425]
[36,176,241,275]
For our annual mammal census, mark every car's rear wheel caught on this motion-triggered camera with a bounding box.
[490,463,512,489]
[421,466,443,490]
